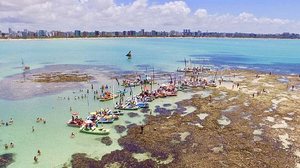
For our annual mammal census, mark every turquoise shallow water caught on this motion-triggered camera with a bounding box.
[0,38,300,167]
[0,38,300,79]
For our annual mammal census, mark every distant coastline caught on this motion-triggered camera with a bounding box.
[1,29,300,40]
[0,36,299,41]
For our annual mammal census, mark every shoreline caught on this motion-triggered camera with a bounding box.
[0,36,299,41]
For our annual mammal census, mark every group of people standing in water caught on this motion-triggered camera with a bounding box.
[4,142,14,149]
[58,84,109,101]
[0,118,13,126]
[36,117,46,124]
[3,141,41,163]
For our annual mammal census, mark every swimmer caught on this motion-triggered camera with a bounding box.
[9,118,13,124]
[34,156,38,163]
[10,142,14,148]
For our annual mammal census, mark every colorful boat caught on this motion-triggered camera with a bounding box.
[136,102,149,108]
[121,80,140,87]
[98,94,118,101]
[80,126,110,135]
[97,117,114,124]
[66,119,84,127]
[115,104,139,110]
[112,110,124,115]
[166,92,177,96]
[67,113,84,127]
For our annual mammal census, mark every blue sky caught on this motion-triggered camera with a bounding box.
[116,0,298,20]
[0,0,299,33]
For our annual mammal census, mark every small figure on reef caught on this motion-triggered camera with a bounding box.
[91,84,94,90]
[71,132,75,138]
[252,93,255,98]
[4,144,8,149]
[43,119,46,124]
[34,156,38,163]
[269,72,272,75]
[37,150,41,156]
[292,85,295,91]
[32,126,35,132]
[70,107,72,112]
[209,95,212,102]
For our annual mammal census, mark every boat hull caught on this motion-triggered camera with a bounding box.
[98,95,119,102]
[80,127,110,135]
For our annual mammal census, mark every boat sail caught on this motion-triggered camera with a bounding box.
[126,51,132,59]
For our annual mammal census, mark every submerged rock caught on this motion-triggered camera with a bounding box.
[0,153,14,168]
[114,125,127,134]
[127,112,140,118]
[154,107,172,116]
[125,121,131,124]
[101,136,113,146]
[140,108,150,113]
[127,123,137,129]
[163,103,172,107]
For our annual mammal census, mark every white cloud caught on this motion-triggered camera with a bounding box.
[0,0,299,33]
[195,9,207,18]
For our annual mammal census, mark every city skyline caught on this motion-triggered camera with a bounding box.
[2,28,299,39]
[0,0,300,33]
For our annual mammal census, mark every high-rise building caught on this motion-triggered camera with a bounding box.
[95,31,100,37]
[8,28,13,34]
[37,30,47,37]
[74,30,81,37]
[140,29,145,36]
[183,29,191,36]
